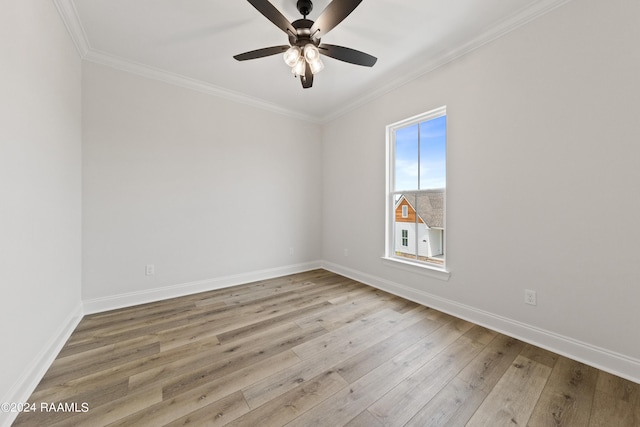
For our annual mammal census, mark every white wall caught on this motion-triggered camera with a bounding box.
[82,62,322,307]
[322,0,640,381]
[0,0,82,411]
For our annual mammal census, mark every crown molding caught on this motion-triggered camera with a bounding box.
[320,0,574,123]
[52,0,319,123]
[82,49,321,123]
[52,0,90,56]
[54,0,572,124]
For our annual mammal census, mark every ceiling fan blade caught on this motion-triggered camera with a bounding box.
[310,0,363,39]
[234,45,290,61]
[246,0,296,36]
[301,61,313,88]
[318,44,377,67]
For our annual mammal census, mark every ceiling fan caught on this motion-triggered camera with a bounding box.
[233,0,377,89]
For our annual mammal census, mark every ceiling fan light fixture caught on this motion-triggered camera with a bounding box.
[303,44,320,62]
[283,46,301,67]
[292,56,306,76]
[234,0,377,88]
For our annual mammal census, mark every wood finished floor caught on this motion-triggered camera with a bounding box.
[14,269,640,426]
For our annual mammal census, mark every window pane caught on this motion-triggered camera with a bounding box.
[394,124,419,191]
[419,115,446,190]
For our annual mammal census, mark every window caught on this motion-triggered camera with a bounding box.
[401,229,408,247]
[386,106,446,271]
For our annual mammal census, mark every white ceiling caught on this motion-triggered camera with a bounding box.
[56,0,569,122]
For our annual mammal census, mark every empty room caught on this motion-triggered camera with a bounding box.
[2,0,639,426]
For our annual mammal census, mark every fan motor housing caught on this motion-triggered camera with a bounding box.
[296,0,313,17]
[289,19,320,46]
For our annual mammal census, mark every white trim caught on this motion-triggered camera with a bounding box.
[82,50,320,124]
[387,106,447,135]
[1,303,84,427]
[53,0,572,124]
[52,0,90,56]
[381,257,450,281]
[51,0,319,123]
[82,261,322,314]
[321,0,574,123]
[321,261,640,385]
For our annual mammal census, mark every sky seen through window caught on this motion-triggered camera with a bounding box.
[394,115,446,192]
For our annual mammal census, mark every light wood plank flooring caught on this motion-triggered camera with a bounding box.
[14,269,640,426]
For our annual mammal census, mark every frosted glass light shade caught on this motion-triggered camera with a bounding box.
[283,46,301,67]
[303,44,320,62]
[292,57,306,76]
[309,58,324,74]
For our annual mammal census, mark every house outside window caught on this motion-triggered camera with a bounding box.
[386,106,446,271]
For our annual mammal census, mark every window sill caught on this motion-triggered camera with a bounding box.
[381,257,451,281]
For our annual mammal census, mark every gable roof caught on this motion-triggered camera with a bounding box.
[395,189,444,229]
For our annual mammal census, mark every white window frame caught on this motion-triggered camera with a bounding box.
[383,106,450,280]
[401,205,408,218]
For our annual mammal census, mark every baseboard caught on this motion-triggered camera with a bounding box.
[83,261,323,314]
[1,303,84,427]
[322,261,640,385]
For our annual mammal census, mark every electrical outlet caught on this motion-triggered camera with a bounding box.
[289,247,294,256]
[343,248,349,257]
[524,289,537,306]
[145,264,155,276]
